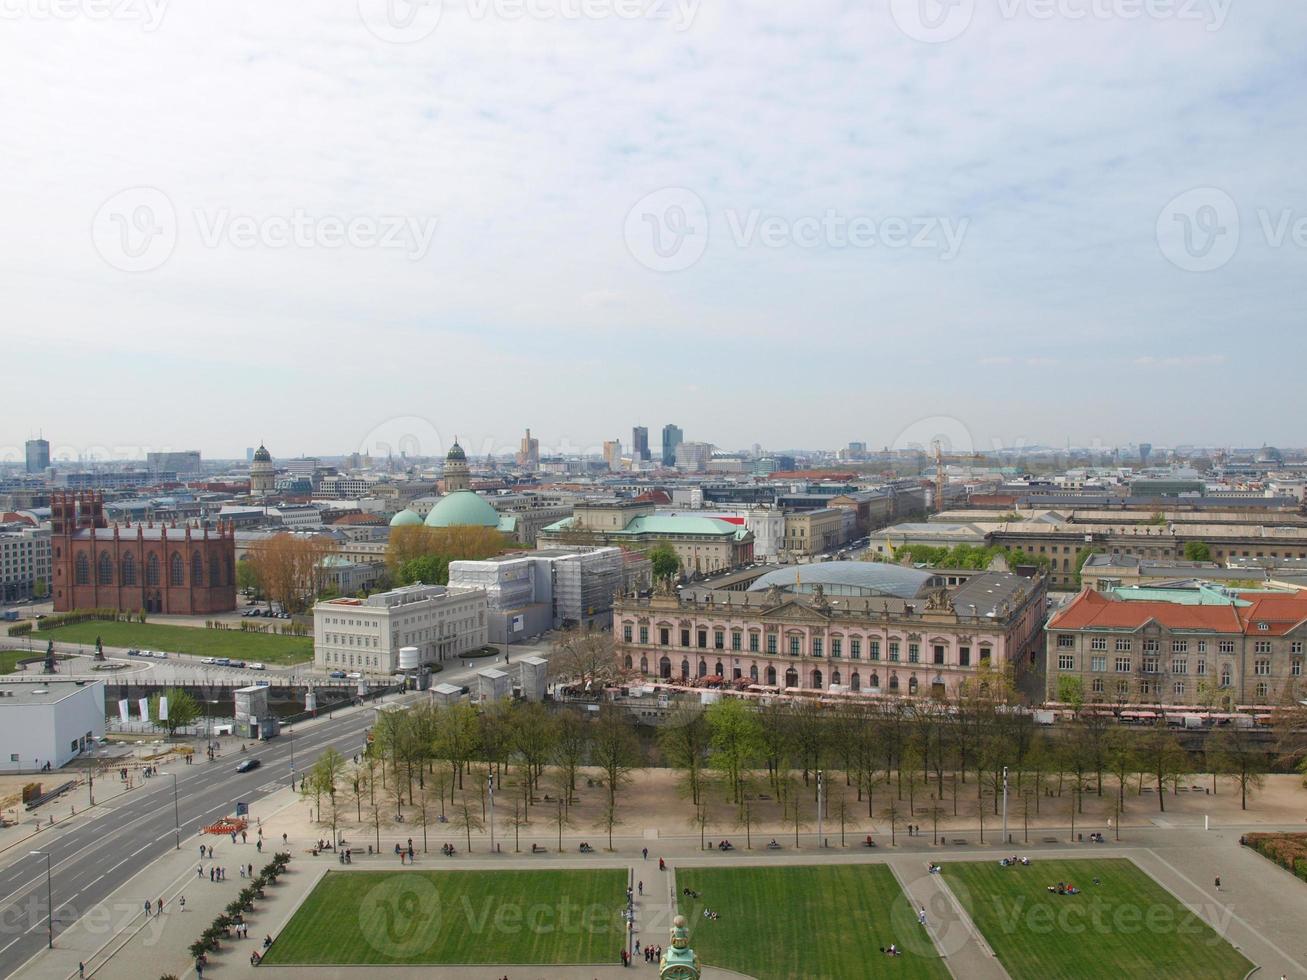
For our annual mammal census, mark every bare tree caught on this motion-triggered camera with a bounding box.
[549,627,620,690]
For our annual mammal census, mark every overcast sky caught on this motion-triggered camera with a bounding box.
[3,0,1304,463]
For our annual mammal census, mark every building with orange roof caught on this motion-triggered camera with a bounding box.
[1045,586,1307,706]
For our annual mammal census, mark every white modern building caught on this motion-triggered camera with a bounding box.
[0,680,105,772]
[313,583,488,674]
[0,526,51,602]
[448,546,624,643]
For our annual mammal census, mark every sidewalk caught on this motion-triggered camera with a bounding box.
[887,856,1008,980]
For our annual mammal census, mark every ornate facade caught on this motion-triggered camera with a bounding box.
[613,569,1047,698]
[51,492,237,615]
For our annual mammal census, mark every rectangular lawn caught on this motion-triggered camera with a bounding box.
[676,865,950,980]
[262,869,626,965]
[945,858,1251,980]
[33,621,312,665]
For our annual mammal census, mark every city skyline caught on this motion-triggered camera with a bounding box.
[5,3,1306,456]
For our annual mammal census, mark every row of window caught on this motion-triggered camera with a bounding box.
[1062,634,1304,656]
[74,550,232,588]
[622,624,990,664]
[624,653,931,693]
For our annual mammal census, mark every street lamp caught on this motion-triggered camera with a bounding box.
[816,770,824,848]
[29,850,52,948]
[488,772,496,854]
[1002,766,1009,846]
[168,773,181,849]
[287,726,295,789]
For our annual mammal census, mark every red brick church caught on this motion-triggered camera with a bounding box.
[51,492,237,615]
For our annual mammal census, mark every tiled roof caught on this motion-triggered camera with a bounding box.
[1049,588,1307,635]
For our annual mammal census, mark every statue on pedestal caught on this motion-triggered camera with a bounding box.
[659,914,701,980]
[43,640,56,674]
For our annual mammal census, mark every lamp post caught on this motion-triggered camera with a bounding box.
[29,850,52,947]
[488,772,496,854]
[168,773,180,849]
[816,770,824,848]
[1002,766,1009,846]
[287,725,295,789]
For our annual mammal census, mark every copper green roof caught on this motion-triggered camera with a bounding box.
[424,490,500,528]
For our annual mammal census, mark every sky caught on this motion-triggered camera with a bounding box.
[2,0,1305,463]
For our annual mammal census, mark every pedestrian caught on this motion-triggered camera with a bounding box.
[242,830,247,843]
[197,864,203,878]
[180,895,186,912]
[638,880,643,895]
[635,940,641,954]
[659,857,665,871]
[196,960,203,978]
[256,839,262,853]
[144,900,151,917]
[1215,876,1221,891]
[199,843,205,857]
[642,847,648,861]
[282,833,288,845]
[918,905,927,926]
[78,962,84,978]
[157,898,163,915]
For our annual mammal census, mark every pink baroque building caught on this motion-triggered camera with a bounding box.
[613,561,1047,699]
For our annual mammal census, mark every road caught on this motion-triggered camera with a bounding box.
[0,701,378,977]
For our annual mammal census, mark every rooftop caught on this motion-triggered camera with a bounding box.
[0,680,104,705]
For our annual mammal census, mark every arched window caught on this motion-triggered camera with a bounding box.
[121,552,136,586]
[714,660,724,677]
[623,654,633,669]
[698,660,708,678]
[889,673,900,691]
[851,671,861,692]
[908,676,919,695]
[784,667,798,688]
[210,556,221,588]
[749,664,759,682]
[766,665,777,686]
[146,553,160,586]
[640,655,649,673]
[680,659,689,680]
[660,656,672,679]
[1220,664,1232,687]
[811,669,823,690]
[170,552,184,587]
[74,552,90,585]
[97,552,113,585]
[191,551,204,585]
[870,672,880,689]
[831,669,841,686]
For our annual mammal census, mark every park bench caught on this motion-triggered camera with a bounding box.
[1042,837,1059,844]
[952,838,967,845]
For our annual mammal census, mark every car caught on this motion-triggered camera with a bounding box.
[346,671,362,679]
[248,662,265,671]
[214,657,231,667]
[201,657,217,665]
[329,670,347,679]
[235,759,261,774]
[126,648,140,656]
[153,651,168,659]
[229,660,246,669]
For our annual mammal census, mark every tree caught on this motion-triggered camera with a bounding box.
[1183,541,1212,562]
[453,792,484,851]
[1141,727,1188,812]
[659,704,710,806]
[553,708,589,808]
[509,701,559,807]
[236,559,259,594]
[386,525,506,577]
[308,748,347,841]
[647,543,681,583]
[706,698,763,806]
[1208,726,1267,811]
[549,627,619,690]
[1104,727,1139,813]
[590,705,638,821]
[245,532,338,613]
[1056,676,1085,713]
[398,554,449,587]
[439,703,481,797]
[149,688,200,737]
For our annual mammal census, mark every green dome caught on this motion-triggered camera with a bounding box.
[389,508,423,527]
[446,441,466,462]
[424,490,500,528]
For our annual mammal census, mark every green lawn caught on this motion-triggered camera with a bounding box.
[0,649,38,674]
[33,621,312,665]
[676,865,950,980]
[945,858,1252,980]
[262,869,626,965]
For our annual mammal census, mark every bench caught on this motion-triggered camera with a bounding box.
[952,838,968,845]
[1042,837,1059,844]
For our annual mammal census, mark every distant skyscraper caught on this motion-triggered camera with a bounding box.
[661,424,683,467]
[25,438,49,474]
[675,441,712,473]
[246,447,255,463]
[632,426,650,462]
[1139,443,1152,466]
[603,439,622,471]
[518,428,540,471]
